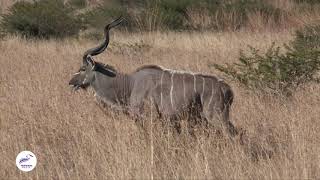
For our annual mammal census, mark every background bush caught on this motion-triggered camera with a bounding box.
[135,0,190,30]
[81,0,128,30]
[0,0,318,37]
[0,0,82,39]
[194,0,283,31]
[292,23,320,51]
[68,0,87,9]
[131,0,286,31]
[293,0,320,4]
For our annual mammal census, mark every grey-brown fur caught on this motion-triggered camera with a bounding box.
[69,17,237,137]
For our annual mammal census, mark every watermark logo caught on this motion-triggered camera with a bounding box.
[16,151,37,172]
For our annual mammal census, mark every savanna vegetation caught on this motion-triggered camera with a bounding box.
[0,0,320,179]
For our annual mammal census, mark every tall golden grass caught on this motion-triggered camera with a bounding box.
[0,30,319,179]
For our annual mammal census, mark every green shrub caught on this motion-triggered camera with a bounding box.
[213,42,320,96]
[0,0,82,39]
[81,1,129,30]
[291,23,320,51]
[293,0,320,4]
[157,0,196,29]
[213,0,284,30]
[133,0,190,31]
[68,0,87,9]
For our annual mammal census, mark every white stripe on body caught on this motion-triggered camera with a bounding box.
[170,72,175,109]
[201,77,205,103]
[207,79,214,109]
[193,74,196,93]
[160,71,164,109]
[183,75,186,103]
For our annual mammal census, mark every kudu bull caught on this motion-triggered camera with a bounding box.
[69,17,238,137]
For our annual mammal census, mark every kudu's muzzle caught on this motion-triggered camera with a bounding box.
[69,73,86,91]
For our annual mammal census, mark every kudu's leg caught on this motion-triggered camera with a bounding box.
[168,116,181,134]
[201,106,237,138]
[187,96,206,136]
[222,102,238,137]
[129,85,150,119]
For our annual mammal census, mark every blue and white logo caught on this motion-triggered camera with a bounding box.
[16,151,37,172]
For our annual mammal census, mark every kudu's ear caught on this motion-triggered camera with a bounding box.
[97,67,116,77]
[86,56,96,70]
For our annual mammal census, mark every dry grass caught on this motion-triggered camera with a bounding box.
[1,29,320,179]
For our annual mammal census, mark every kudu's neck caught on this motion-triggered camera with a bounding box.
[92,71,133,106]
[111,72,133,105]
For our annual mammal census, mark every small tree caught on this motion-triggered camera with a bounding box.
[213,25,320,96]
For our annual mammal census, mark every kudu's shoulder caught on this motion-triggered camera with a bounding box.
[134,65,164,72]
